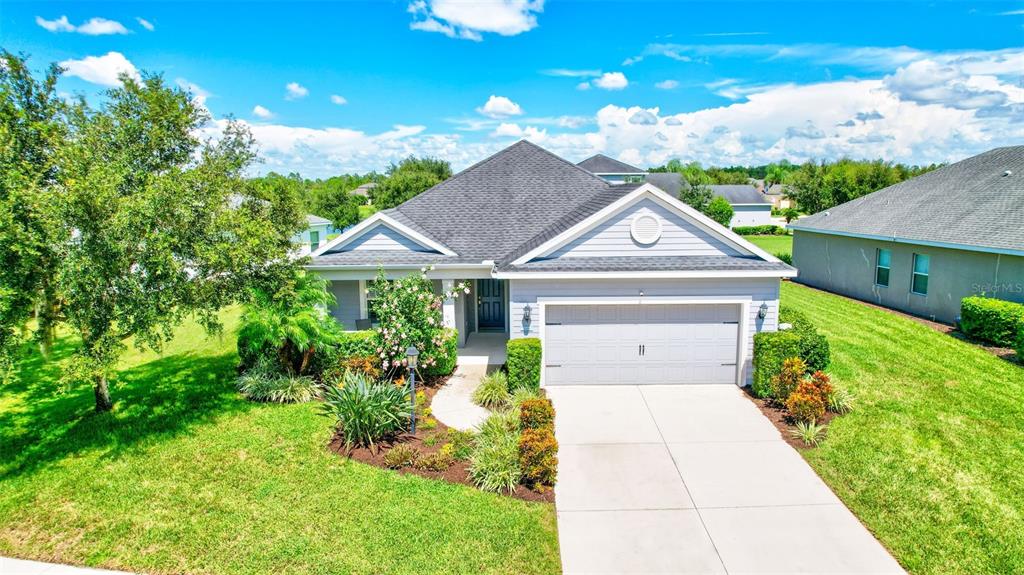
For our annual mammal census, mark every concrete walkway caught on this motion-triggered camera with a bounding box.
[1,557,134,574]
[431,332,506,431]
[549,385,905,575]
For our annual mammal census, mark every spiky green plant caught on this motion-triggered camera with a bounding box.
[827,388,855,414]
[319,371,412,449]
[473,371,510,409]
[790,421,828,447]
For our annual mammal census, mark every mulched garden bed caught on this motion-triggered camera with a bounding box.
[742,387,836,451]
[327,376,555,503]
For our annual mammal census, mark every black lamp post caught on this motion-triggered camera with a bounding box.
[406,345,419,433]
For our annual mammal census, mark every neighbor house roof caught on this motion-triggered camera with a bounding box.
[577,154,645,174]
[643,172,686,197]
[709,185,770,205]
[351,182,376,197]
[792,146,1024,255]
[306,214,332,226]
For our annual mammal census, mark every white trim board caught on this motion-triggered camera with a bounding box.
[789,226,1024,258]
[511,183,784,266]
[535,297,751,388]
[495,269,797,279]
[311,211,457,257]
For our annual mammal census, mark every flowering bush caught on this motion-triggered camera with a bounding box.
[786,381,826,424]
[369,267,467,377]
[770,357,806,403]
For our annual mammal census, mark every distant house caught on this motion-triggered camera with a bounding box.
[757,182,794,210]
[708,185,773,227]
[293,214,334,255]
[579,159,772,228]
[351,182,377,204]
[790,146,1024,324]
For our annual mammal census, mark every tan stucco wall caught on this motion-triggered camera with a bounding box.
[792,230,1024,324]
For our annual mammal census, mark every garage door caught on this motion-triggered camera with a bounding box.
[544,304,740,385]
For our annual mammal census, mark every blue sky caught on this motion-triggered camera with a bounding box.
[4,1,1024,177]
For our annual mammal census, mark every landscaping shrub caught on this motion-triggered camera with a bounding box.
[779,306,831,372]
[473,371,510,409]
[733,224,784,235]
[383,444,420,469]
[319,371,412,449]
[510,385,542,408]
[414,449,454,472]
[468,410,522,493]
[960,296,1024,348]
[786,381,826,423]
[706,196,734,227]
[519,398,555,432]
[312,331,381,383]
[446,429,475,460]
[827,387,855,414]
[775,252,793,265]
[236,357,319,403]
[422,328,458,377]
[507,338,542,392]
[806,371,834,404]
[518,428,558,487]
[790,421,827,446]
[752,331,803,397]
[770,357,806,403]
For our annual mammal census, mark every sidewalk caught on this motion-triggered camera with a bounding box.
[1,557,135,575]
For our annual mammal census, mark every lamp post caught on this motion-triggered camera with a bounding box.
[406,345,419,433]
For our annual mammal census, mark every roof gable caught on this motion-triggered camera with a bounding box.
[312,211,455,257]
[577,154,645,174]
[793,146,1024,254]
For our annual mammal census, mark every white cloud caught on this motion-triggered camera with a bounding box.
[476,95,523,118]
[576,81,591,91]
[37,16,129,35]
[252,105,274,119]
[628,110,658,125]
[59,52,140,87]
[136,17,154,31]
[408,0,543,41]
[175,78,210,107]
[541,68,601,77]
[593,72,628,90]
[330,94,348,105]
[489,122,547,141]
[999,9,1024,15]
[655,80,679,90]
[285,82,309,100]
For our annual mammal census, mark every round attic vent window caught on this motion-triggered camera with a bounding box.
[630,213,662,245]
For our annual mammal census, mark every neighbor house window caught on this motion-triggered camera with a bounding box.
[875,248,891,287]
[309,230,320,251]
[911,253,930,295]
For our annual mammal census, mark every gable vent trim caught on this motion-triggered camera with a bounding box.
[630,213,662,245]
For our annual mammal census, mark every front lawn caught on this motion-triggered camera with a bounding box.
[742,233,792,257]
[0,311,559,575]
[783,282,1024,574]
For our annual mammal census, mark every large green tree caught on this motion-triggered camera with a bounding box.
[372,156,452,209]
[786,158,939,214]
[52,73,303,411]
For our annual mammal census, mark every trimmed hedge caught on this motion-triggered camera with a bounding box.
[752,330,803,397]
[960,296,1024,348]
[507,337,542,392]
[734,224,785,236]
[308,330,379,381]
[779,306,831,372]
[422,328,458,377]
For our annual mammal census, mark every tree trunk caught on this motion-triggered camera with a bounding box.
[298,346,315,375]
[36,281,59,360]
[93,373,113,412]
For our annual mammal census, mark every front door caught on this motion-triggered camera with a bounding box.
[477,279,505,330]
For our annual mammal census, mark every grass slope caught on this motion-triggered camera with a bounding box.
[784,282,1024,574]
[742,234,792,257]
[0,311,559,575]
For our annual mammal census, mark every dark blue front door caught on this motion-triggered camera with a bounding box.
[477,279,505,330]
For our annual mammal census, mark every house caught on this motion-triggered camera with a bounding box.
[708,184,774,227]
[307,141,795,386]
[351,182,377,205]
[790,146,1024,324]
[293,214,334,255]
[579,158,773,228]
[576,153,647,184]
[756,181,794,210]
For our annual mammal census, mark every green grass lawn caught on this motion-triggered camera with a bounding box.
[742,233,792,257]
[0,311,559,575]
[783,282,1024,574]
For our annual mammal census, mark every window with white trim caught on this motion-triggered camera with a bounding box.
[875,248,891,287]
[911,253,929,295]
[309,230,320,251]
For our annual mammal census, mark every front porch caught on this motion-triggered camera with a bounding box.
[457,331,508,367]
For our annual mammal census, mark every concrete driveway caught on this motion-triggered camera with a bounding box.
[548,385,904,575]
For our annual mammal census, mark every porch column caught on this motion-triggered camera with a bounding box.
[441,279,457,329]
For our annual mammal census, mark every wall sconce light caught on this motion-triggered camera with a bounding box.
[758,302,769,319]
[523,304,532,326]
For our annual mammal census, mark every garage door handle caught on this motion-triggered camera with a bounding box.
[546,364,561,368]
[721,363,737,366]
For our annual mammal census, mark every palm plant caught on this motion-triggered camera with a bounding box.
[238,271,342,375]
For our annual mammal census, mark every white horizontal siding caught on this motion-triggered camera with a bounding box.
[327,280,361,330]
[544,198,740,259]
[730,205,773,228]
[508,277,781,386]
[339,223,436,253]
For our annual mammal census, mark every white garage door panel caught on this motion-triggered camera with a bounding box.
[545,304,740,385]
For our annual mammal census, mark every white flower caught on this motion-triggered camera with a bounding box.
[464,288,470,294]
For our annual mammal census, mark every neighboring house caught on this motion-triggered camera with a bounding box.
[790,146,1024,324]
[293,214,334,255]
[351,182,377,205]
[307,141,795,387]
[579,158,772,228]
[756,181,794,209]
[708,184,774,227]
[576,153,647,183]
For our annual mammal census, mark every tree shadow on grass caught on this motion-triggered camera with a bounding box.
[0,335,254,481]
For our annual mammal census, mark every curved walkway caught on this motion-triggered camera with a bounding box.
[550,384,905,574]
[431,332,506,431]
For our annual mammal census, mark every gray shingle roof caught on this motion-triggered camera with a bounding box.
[644,172,686,196]
[792,146,1024,254]
[309,251,484,267]
[709,185,770,204]
[505,255,792,273]
[306,214,332,226]
[577,154,645,174]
